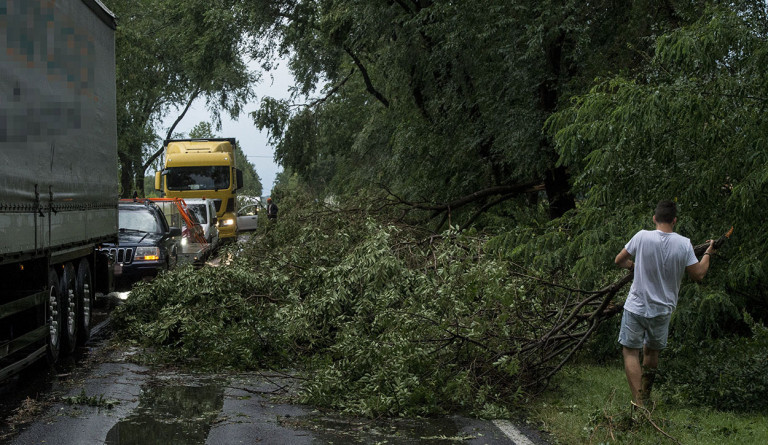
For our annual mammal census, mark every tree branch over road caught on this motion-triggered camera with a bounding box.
[344,46,390,108]
[382,182,545,230]
[142,87,201,173]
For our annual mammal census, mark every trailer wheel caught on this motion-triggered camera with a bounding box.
[46,268,62,364]
[76,259,93,345]
[60,262,79,355]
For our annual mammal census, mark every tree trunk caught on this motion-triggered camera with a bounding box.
[539,31,575,219]
[140,89,201,196]
[545,165,574,219]
[118,151,135,198]
[134,170,146,198]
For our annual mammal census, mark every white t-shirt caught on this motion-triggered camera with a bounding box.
[623,229,698,317]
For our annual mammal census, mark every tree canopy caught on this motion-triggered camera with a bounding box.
[105,0,254,197]
[546,3,768,322]
[251,0,705,222]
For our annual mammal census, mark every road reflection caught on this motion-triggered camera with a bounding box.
[105,379,224,445]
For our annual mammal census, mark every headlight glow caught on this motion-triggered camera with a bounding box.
[220,218,235,226]
[135,246,161,261]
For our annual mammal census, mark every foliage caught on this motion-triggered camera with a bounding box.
[546,3,768,322]
[112,264,283,370]
[249,0,699,221]
[0,397,46,441]
[509,1,768,419]
[114,194,568,416]
[105,0,254,197]
[61,390,119,409]
[112,0,768,426]
[661,316,768,411]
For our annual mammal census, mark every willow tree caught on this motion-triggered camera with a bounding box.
[526,3,768,326]
[106,0,254,197]
[251,0,699,225]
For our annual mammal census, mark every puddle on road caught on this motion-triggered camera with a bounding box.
[104,379,224,445]
[284,414,476,443]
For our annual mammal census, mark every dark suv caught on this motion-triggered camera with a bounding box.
[101,200,181,289]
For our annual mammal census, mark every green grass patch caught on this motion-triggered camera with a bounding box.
[532,363,768,444]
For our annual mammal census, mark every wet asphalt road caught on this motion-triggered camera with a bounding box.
[2,337,545,444]
[1,295,548,445]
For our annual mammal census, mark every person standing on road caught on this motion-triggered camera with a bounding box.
[266,197,278,221]
[614,200,716,408]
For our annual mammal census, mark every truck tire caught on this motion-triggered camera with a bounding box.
[60,262,79,355]
[76,259,93,345]
[46,268,62,364]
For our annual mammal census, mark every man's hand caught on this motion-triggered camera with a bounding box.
[705,239,717,256]
[687,240,716,282]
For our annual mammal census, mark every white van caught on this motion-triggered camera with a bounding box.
[182,198,219,245]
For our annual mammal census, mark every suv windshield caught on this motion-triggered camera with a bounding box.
[119,207,164,233]
[166,166,230,191]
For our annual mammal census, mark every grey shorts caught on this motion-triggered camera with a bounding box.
[618,310,671,350]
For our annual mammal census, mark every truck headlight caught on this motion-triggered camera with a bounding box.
[220,218,235,226]
[135,246,161,261]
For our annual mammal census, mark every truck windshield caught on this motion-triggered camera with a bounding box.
[166,166,230,191]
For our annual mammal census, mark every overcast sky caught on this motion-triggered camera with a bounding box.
[161,61,294,196]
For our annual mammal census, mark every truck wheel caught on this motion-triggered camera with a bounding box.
[75,259,93,345]
[46,268,62,364]
[60,262,79,355]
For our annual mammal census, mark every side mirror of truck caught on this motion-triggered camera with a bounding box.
[154,171,162,191]
[236,169,244,190]
[168,227,182,237]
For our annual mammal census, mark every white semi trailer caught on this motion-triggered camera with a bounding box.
[0,0,118,381]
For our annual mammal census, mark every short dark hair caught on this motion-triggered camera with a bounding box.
[654,200,677,224]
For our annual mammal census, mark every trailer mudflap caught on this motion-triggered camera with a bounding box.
[93,250,114,295]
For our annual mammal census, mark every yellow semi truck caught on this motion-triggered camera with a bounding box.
[155,139,244,240]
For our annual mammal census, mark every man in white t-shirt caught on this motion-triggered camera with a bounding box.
[614,200,715,407]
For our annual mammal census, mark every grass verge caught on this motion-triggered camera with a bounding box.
[531,363,768,444]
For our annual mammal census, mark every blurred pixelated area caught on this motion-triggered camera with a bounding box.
[1,0,96,143]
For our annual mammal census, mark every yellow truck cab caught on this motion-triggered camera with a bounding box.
[155,139,243,240]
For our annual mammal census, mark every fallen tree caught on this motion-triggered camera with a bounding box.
[113,198,743,416]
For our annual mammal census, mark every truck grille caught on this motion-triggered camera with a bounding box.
[103,247,134,264]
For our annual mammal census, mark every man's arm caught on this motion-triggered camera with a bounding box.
[686,240,716,282]
[615,248,634,270]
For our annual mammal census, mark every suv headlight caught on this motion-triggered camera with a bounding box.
[135,246,161,261]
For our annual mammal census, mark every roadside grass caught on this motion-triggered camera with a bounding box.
[532,363,768,444]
